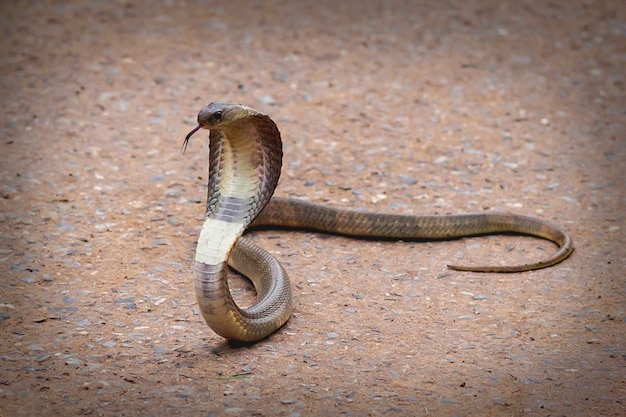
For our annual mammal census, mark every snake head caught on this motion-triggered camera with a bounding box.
[196,102,230,126]
[182,102,257,154]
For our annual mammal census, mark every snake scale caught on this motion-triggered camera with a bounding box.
[183,102,573,342]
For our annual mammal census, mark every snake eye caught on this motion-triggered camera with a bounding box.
[213,111,223,121]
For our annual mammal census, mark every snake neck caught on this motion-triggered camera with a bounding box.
[194,113,283,341]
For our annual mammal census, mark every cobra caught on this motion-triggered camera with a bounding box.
[183,102,573,342]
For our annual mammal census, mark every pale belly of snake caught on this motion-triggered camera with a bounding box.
[184,102,574,342]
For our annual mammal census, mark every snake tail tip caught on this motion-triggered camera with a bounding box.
[447,264,462,271]
[447,264,483,272]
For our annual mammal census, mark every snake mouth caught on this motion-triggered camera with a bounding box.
[181,124,203,154]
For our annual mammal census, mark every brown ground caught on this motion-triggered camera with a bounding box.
[1,1,624,416]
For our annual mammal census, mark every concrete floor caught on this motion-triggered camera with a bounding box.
[1,1,624,416]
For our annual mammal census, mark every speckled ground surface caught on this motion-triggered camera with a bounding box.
[1,1,624,416]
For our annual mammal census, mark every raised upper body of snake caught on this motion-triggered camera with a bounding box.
[183,102,573,342]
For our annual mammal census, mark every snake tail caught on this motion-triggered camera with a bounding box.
[254,198,573,272]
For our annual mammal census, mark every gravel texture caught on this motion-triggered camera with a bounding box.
[1,1,624,416]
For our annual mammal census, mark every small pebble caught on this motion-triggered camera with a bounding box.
[440,397,460,404]
[167,216,181,226]
[399,174,417,185]
[65,357,81,366]
[258,95,275,104]
[10,263,26,271]
[56,222,76,231]
[164,189,180,198]
[523,377,543,384]
[35,354,51,363]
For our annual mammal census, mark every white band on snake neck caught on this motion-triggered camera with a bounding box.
[195,218,245,265]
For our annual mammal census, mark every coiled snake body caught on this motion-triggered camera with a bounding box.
[183,102,573,342]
